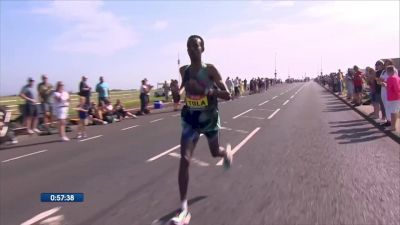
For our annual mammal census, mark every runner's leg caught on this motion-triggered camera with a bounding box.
[179,126,200,208]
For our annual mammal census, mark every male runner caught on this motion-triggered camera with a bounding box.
[171,35,233,224]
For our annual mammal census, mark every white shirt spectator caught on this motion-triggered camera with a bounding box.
[53,91,70,108]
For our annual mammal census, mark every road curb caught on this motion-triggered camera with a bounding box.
[319,83,400,144]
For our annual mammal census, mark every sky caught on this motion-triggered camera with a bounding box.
[0,0,399,96]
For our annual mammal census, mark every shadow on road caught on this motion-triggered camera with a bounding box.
[323,105,351,112]
[329,120,385,144]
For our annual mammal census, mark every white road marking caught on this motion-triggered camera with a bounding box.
[172,113,180,117]
[147,144,180,162]
[256,108,276,111]
[258,100,270,106]
[2,150,48,163]
[283,100,289,106]
[216,127,261,166]
[232,109,253,119]
[121,125,139,131]
[150,118,164,123]
[272,96,278,99]
[280,92,284,95]
[290,95,295,99]
[21,207,61,225]
[267,108,281,119]
[39,215,65,225]
[169,152,210,167]
[79,135,103,142]
[241,115,265,120]
[221,126,250,134]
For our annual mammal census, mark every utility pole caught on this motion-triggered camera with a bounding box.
[177,52,181,83]
[274,52,277,81]
[320,56,323,76]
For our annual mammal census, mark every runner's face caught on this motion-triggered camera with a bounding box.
[187,38,203,61]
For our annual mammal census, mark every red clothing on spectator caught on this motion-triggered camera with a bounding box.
[353,71,363,87]
[387,75,400,101]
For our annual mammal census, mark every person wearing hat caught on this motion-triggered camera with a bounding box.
[20,77,40,134]
[79,75,91,106]
[37,74,54,130]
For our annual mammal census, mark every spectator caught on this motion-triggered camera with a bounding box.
[163,80,171,102]
[114,99,137,119]
[244,78,248,91]
[383,65,400,132]
[353,65,363,106]
[88,102,107,125]
[37,74,54,130]
[76,96,88,139]
[225,77,234,97]
[345,69,355,101]
[366,67,379,119]
[53,81,70,141]
[338,69,344,95]
[171,79,181,111]
[234,77,240,97]
[378,59,395,127]
[95,76,110,104]
[138,78,153,115]
[79,76,91,105]
[19,77,40,134]
[375,60,387,123]
[0,106,18,144]
[102,101,119,123]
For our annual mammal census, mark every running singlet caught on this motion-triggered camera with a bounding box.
[181,65,220,133]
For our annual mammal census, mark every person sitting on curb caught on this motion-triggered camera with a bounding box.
[88,102,107,125]
[114,99,137,120]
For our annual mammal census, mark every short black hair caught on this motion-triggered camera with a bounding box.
[187,35,204,50]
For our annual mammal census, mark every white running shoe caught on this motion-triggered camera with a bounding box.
[27,129,34,134]
[223,143,233,170]
[33,128,41,133]
[170,209,191,225]
[61,136,70,142]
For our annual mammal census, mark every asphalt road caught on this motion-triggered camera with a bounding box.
[1,82,399,225]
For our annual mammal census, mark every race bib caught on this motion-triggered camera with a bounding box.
[185,95,208,109]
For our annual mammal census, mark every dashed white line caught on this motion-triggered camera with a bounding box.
[216,127,261,166]
[21,207,61,225]
[121,125,139,131]
[79,135,103,142]
[256,108,276,111]
[258,100,270,106]
[150,118,164,123]
[280,92,284,95]
[172,113,180,117]
[147,144,180,162]
[2,150,48,163]
[290,95,295,99]
[283,100,289,106]
[272,96,278,99]
[241,115,265,120]
[232,109,253,119]
[267,108,281,119]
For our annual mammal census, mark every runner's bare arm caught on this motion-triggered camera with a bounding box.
[207,64,231,100]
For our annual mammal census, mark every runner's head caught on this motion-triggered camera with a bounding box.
[187,35,204,61]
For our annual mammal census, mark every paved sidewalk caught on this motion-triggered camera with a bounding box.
[320,83,400,144]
